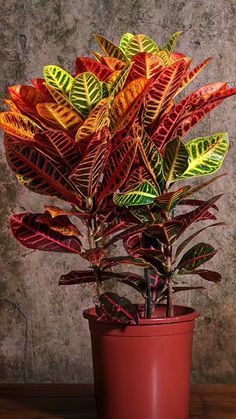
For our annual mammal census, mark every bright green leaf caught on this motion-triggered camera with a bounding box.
[44,65,74,94]
[179,132,229,180]
[69,72,102,117]
[119,33,134,53]
[125,34,159,60]
[113,181,158,207]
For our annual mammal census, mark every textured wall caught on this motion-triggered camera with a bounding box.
[0,0,235,383]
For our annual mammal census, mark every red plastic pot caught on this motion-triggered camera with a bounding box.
[84,304,200,419]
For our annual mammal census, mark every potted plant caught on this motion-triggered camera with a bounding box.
[0,31,235,419]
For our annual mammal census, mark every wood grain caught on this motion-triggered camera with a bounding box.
[0,384,235,418]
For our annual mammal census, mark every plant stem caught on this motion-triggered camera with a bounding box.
[145,268,152,318]
[87,215,102,300]
[166,245,174,317]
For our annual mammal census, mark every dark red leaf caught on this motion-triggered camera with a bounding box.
[99,292,139,324]
[10,213,82,253]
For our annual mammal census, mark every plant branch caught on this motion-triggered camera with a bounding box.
[166,245,174,317]
[145,268,152,318]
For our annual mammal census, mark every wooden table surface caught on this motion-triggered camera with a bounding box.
[0,384,235,418]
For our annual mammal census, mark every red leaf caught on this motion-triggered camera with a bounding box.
[98,132,139,202]
[35,212,81,237]
[10,213,82,253]
[35,130,81,169]
[75,57,111,80]
[152,83,236,151]
[81,248,107,266]
[59,270,96,285]
[174,195,223,233]
[128,52,164,81]
[189,269,221,282]
[69,128,111,199]
[4,135,80,204]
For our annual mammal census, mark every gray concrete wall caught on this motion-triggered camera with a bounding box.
[0,0,235,383]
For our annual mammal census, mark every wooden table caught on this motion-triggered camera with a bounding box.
[0,384,235,418]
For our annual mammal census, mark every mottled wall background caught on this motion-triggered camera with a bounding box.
[0,0,235,384]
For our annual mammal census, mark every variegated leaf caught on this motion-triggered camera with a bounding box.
[134,124,163,188]
[44,65,73,93]
[125,34,159,60]
[175,222,226,259]
[156,186,191,212]
[129,52,164,80]
[143,60,188,129]
[174,57,212,97]
[35,212,81,237]
[179,132,229,179]
[163,136,189,187]
[119,32,134,53]
[98,134,139,201]
[4,134,79,203]
[69,72,102,117]
[109,64,133,98]
[36,103,83,131]
[163,31,182,53]
[10,213,82,253]
[145,221,183,245]
[113,181,158,207]
[0,112,42,140]
[151,82,233,150]
[75,98,110,145]
[35,130,80,169]
[98,292,139,324]
[181,269,221,282]
[100,56,126,71]
[44,83,84,117]
[177,242,217,271]
[75,56,111,80]
[110,78,151,132]
[93,33,127,62]
[69,128,110,199]
[44,205,86,219]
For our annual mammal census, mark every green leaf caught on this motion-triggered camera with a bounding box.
[177,242,217,271]
[119,33,134,52]
[125,34,159,60]
[43,65,74,94]
[163,136,189,188]
[69,72,102,117]
[113,181,158,207]
[163,31,183,53]
[179,132,229,179]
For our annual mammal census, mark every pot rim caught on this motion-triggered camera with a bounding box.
[83,304,200,326]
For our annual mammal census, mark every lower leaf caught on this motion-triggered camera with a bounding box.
[99,292,139,324]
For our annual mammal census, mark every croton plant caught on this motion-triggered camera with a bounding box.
[1,32,235,323]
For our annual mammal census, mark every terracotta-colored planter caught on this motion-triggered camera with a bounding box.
[84,304,200,419]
